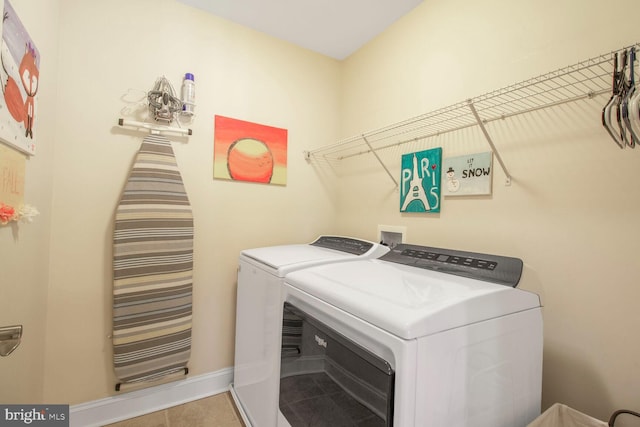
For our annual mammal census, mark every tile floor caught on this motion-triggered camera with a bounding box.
[103,392,245,427]
[104,376,385,427]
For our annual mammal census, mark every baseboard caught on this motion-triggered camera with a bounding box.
[69,367,233,427]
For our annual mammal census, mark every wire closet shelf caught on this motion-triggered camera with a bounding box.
[304,42,640,184]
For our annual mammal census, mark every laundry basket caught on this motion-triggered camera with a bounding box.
[528,404,640,427]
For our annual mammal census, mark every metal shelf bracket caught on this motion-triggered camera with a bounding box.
[363,135,399,189]
[467,100,512,186]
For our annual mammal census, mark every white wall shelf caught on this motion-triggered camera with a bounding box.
[304,42,640,187]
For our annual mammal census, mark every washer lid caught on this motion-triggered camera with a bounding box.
[241,236,389,277]
[284,259,540,339]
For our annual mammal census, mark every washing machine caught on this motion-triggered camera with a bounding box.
[279,243,543,427]
[231,236,390,426]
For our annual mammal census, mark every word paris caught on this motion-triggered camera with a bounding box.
[400,148,442,213]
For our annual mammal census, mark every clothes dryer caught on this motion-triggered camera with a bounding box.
[279,243,543,427]
[231,236,389,426]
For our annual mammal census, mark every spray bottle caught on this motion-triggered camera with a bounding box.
[181,73,195,116]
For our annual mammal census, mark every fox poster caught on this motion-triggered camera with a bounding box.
[0,0,39,155]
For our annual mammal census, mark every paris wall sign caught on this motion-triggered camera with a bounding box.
[399,148,442,213]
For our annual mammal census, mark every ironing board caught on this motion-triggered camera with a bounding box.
[112,134,193,390]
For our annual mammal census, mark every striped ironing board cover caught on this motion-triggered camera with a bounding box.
[113,134,193,386]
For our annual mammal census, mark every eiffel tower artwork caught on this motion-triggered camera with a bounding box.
[400,148,442,213]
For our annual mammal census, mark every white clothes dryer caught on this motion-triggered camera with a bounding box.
[231,236,389,427]
[279,243,543,427]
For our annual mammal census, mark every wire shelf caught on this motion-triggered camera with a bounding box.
[306,43,639,164]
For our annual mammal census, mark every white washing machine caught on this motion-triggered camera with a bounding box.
[231,236,389,427]
[279,243,543,427]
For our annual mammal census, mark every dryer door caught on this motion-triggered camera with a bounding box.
[279,302,395,426]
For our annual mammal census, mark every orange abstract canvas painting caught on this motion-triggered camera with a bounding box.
[213,115,287,185]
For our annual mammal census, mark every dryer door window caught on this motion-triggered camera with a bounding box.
[279,302,394,426]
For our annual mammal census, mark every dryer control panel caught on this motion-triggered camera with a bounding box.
[381,243,523,287]
[310,236,374,255]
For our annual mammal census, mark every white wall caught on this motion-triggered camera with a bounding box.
[337,0,640,422]
[41,0,341,404]
[0,0,59,404]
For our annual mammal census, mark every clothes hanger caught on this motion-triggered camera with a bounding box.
[616,50,634,147]
[602,52,625,148]
[626,48,640,144]
[621,48,638,146]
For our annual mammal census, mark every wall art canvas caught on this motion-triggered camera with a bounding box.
[442,151,493,196]
[0,0,39,156]
[400,147,442,213]
[213,115,287,185]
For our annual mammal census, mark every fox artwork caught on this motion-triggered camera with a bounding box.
[0,0,40,155]
[2,41,38,139]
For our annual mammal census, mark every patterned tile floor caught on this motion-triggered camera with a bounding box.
[103,392,244,427]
